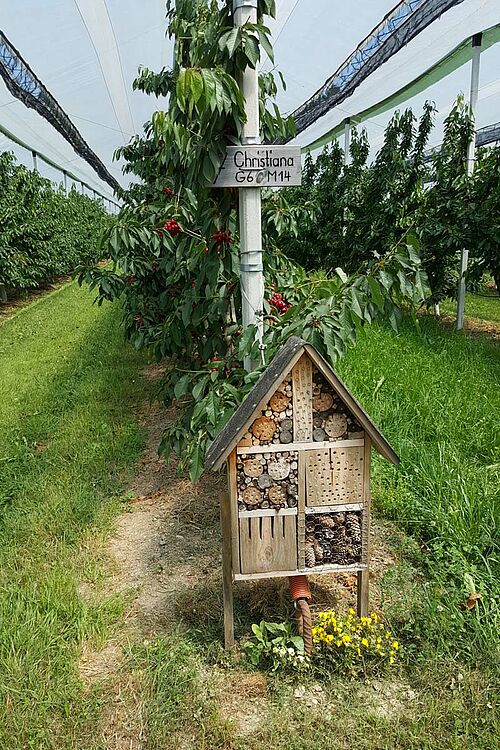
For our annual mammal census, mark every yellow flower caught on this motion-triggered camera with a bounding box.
[389,656,395,665]
[342,634,351,645]
[392,641,399,650]
[361,638,369,647]
[326,634,334,643]
[349,608,356,616]
[371,612,379,623]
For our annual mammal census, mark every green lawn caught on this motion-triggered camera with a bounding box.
[337,317,499,663]
[0,282,146,749]
[441,290,500,324]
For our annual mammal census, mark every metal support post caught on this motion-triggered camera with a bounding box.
[32,151,38,172]
[343,117,351,166]
[234,0,264,371]
[457,32,482,330]
[63,171,68,194]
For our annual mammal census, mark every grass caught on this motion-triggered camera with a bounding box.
[0,281,147,749]
[441,289,500,324]
[337,316,499,663]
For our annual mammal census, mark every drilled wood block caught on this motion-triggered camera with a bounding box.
[305,449,332,506]
[331,445,365,503]
[239,514,297,574]
[292,355,312,441]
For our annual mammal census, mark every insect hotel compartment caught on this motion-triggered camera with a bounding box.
[239,513,297,574]
[303,510,366,569]
[305,445,365,506]
[311,369,364,443]
[237,451,299,511]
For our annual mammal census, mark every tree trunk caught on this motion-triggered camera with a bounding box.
[493,270,500,297]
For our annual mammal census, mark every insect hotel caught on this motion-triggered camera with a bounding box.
[205,337,399,647]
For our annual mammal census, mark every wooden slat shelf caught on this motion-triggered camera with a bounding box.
[238,507,298,518]
[305,502,364,514]
[234,563,368,581]
[237,438,364,455]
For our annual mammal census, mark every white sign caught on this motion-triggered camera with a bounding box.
[212,145,302,188]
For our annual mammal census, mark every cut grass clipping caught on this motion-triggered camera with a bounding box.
[0,282,147,749]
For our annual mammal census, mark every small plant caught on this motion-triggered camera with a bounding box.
[243,620,308,672]
[312,608,399,676]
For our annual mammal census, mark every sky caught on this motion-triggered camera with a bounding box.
[0,0,498,199]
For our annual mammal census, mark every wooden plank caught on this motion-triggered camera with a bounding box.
[292,355,313,441]
[227,452,239,575]
[239,508,297,518]
[300,562,368,575]
[220,492,235,649]
[234,563,368,581]
[297,452,306,570]
[237,438,364,455]
[239,514,297,574]
[305,502,363,514]
[357,437,371,617]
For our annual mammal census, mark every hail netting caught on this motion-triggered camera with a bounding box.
[0,30,120,193]
[477,122,500,148]
[285,0,466,140]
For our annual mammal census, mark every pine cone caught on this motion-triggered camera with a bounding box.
[313,541,324,562]
[305,546,316,568]
[319,515,336,529]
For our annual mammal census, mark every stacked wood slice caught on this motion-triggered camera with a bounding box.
[237,451,299,511]
[304,511,363,567]
[245,378,294,447]
[312,369,363,441]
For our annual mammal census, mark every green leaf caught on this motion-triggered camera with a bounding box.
[220,27,240,58]
[174,373,191,399]
[189,70,204,104]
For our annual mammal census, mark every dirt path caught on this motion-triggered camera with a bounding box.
[79,363,402,748]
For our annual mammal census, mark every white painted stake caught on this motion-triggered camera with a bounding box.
[63,171,68,194]
[456,33,482,331]
[32,151,38,172]
[344,117,351,166]
[233,0,264,371]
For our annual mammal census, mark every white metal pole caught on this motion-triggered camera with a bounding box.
[233,0,264,371]
[344,117,351,166]
[63,171,68,194]
[456,32,482,331]
[32,151,38,172]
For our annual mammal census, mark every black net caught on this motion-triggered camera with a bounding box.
[0,30,121,193]
[284,0,466,141]
[476,122,500,148]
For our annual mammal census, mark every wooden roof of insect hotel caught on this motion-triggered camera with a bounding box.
[205,336,399,471]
